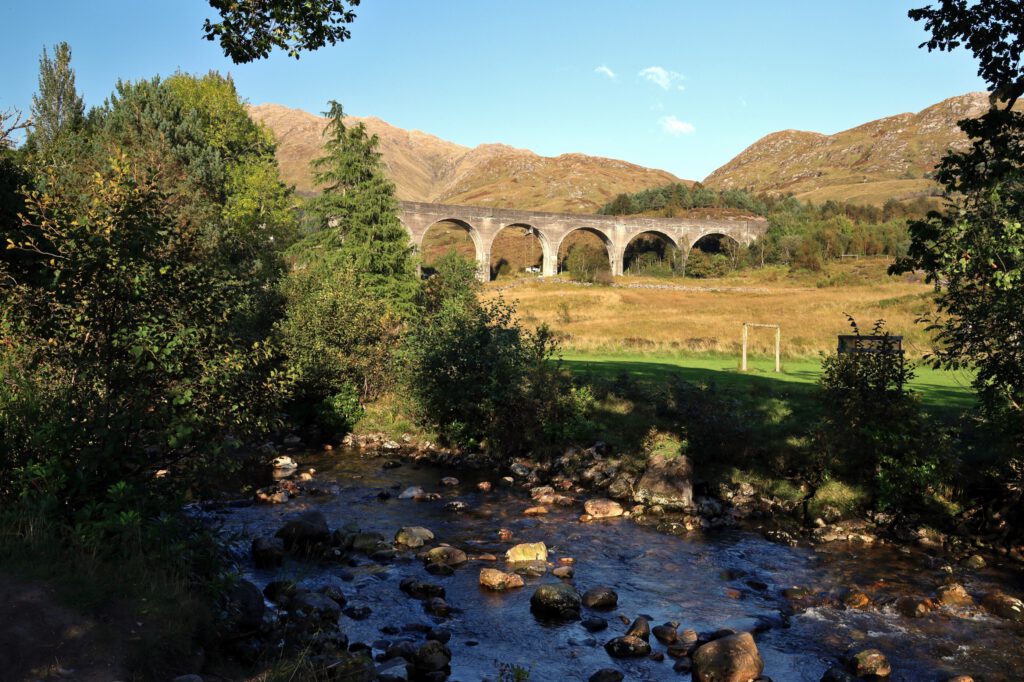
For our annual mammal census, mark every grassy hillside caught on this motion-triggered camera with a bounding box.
[248,103,686,213]
[703,92,995,206]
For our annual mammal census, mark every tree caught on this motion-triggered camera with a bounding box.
[302,101,418,313]
[204,0,360,64]
[28,42,84,156]
[892,2,1024,437]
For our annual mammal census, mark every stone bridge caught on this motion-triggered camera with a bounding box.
[397,201,768,280]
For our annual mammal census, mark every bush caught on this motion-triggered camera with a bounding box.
[814,317,951,511]
[403,257,593,455]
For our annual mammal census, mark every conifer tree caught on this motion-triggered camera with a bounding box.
[304,100,418,313]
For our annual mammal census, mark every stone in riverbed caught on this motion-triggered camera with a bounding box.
[604,635,651,658]
[290,590,342,623]
[843,591,871,609]
[936,583,974,608]
[477,481,492,492]
[584,498,624,519]
[652,622,678,644]
[625,617,650,642]
[524,505,548,516]
[424,545,467,567]
[633,453,693,511]
[505,542,547,563]
[440,476,459,487]
[530,583,582,621]
[582,616,608,632]
[849,648,891,678]
[395,526,435,548]
[400,578,445,600]
[961,554,986,570]
[588,669,624,682]
[479,568,524,591]
[413,640,451,673]
[896,595,933,618]
[692,632,764,682]
[819,666,857,681]
[982,591,1024,622]
[274,510,330,550]
[553,566,574,579]
[251,536,285,568]
[399,486,425,499]
[582,586,618,610]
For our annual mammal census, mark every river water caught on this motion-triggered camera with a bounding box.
[211,450,1024,681]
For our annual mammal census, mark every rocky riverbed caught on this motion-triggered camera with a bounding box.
[198,443,1024,681]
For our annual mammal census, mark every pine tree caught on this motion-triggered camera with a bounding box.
[304,101,418,313]
[29,42,84,156]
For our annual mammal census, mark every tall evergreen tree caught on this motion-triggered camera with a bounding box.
[303,100,418,313]
[28,42,84,156]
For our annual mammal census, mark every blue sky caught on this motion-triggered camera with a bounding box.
[1,1,986,180]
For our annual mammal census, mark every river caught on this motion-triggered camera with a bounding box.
[209,450,1024,681]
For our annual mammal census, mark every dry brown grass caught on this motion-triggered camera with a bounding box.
[484,258,939,358]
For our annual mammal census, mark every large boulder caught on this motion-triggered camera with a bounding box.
[274,510,330,550]
[936,583,974,608]
[692,632,764,682]
[224,580,265,632]
[530,583,582,620]
[633,453,694,510]
[505,542,548,563]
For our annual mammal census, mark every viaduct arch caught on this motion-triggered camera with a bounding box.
[397,201,768,281]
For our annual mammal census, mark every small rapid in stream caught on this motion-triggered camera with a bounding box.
[208,450,1024,681]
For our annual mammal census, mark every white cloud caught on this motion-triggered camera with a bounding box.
[594,65,616,81]
[659,115,695,136]
[639,66,685,91]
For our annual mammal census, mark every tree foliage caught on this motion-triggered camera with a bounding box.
[204,0,360,64]
[27,42,84,157]
[301,100,418,314]
[893,1,1024,441]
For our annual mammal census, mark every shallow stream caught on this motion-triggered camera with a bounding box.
[211,450,1024,681]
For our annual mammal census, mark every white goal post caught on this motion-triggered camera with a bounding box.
[741,322,781,373]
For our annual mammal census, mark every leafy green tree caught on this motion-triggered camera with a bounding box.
[204,0,360,63]
[892,2,1024,438]
[302,100,418,314]
[27,42,84,158]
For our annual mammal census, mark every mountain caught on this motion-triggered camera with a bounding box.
[248,103,685,213]
[703,92,995,206]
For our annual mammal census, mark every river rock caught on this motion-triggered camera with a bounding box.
[440,476,459,487]
[225,580,265,632]
[413,640,452,672]
[511,560,548,577]
[606,474,634,500]
[271,454,298,471]
[589,669,624,682]
[692,632,764,682]
[530,583,582,620]
[582,586,618,610]
[633,453,694,510]
[582,616,608,632]
[653,622,678,644]
[506,542,547,563]
[399,486,425,500]
[961,554,986,570]
[478,481,493,492]
[290,590,342,623]
[479,568,525,591]
[553,566,574,579]
[351,531,386,553]
[255,485,289,504]
[584,498,624,519]
[936,583,974,608]
[626,616,650,641]
[395,526,435,548]
[843,591,871,609]
[251,536,285,568]
[982,591,1024,622]
[850,648,891,677]
[524,505,549,516]
[400,578,445,599]
[604,635,651,658]
[896,596,933,618]
[820,666,857,681]
[424,545,467,567]
[275,510,330,550]
[424,597,451,617]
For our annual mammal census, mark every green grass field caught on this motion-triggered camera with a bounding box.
[560,350,977,415]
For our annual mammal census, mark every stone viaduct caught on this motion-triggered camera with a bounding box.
[396,201,768,280]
